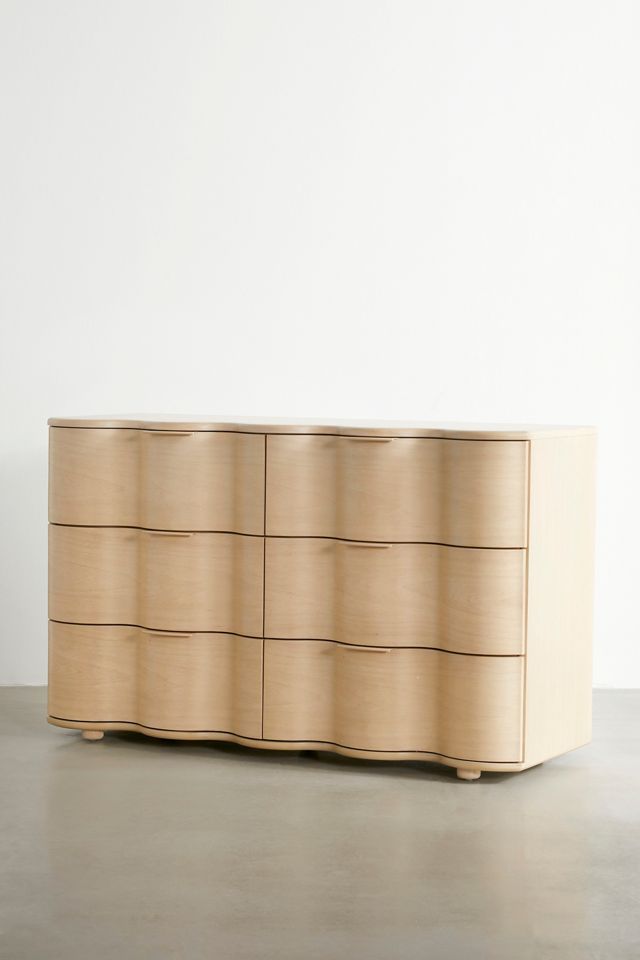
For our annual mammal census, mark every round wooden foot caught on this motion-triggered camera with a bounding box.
[456,768,481,781]
[81,730,104,741]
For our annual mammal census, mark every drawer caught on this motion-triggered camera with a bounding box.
[49,427,265,533]
[48,622,262,737]
[266,435,528,546]
[263,640,523,762]
[49,526,263,634]
[265,538,525,655]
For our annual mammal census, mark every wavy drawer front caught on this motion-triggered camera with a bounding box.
[265,538,525,654]
[266,435,528,546]
[49,526,263,634]
[49,427,265,533]
[263,640,523,762]
[48,623,262,737]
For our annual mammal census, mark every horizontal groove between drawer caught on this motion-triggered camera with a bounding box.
[48,621,525,657]
[47,717,521,764]
[48,523,527,550]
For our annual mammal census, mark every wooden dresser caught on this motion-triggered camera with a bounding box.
[48,416,596,780]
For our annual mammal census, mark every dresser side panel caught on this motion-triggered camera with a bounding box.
[524,435,596,767]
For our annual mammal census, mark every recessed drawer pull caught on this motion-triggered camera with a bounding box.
[141,629,192,638]
[146,530,193,538]
[344,436,394,443]
[142,430,194,437]
[341,645,391,653]
[343,542,392,549]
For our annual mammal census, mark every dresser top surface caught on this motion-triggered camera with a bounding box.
[48,415,596,440]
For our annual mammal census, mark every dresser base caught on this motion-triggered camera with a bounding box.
[47,716,548,777]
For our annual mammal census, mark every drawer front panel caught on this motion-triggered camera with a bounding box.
[266,435,528,547]
[49,526,263,635]
[49,427,265,533]
[265,538,525,655]
[48,623,262,737]
[263,640,523,762]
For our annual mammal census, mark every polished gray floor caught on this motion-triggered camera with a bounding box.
[0,688,638,960]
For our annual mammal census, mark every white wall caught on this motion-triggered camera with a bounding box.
[1,1,638,686]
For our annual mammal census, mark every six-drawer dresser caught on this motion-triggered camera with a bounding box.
[48,416,596,780]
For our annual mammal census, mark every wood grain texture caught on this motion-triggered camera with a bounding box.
[48,622,263,738]
[49,526,263,634]
[49,427,264,533]
[265,537,525,654]
[523,435,597,766]
[266,435,529,546]
[263,639,523,762]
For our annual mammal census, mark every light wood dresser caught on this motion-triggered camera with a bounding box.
[48,416,596,780]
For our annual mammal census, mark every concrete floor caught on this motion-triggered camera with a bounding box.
[0,689,639,960]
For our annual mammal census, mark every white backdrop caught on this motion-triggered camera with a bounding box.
[1,1,638,685]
